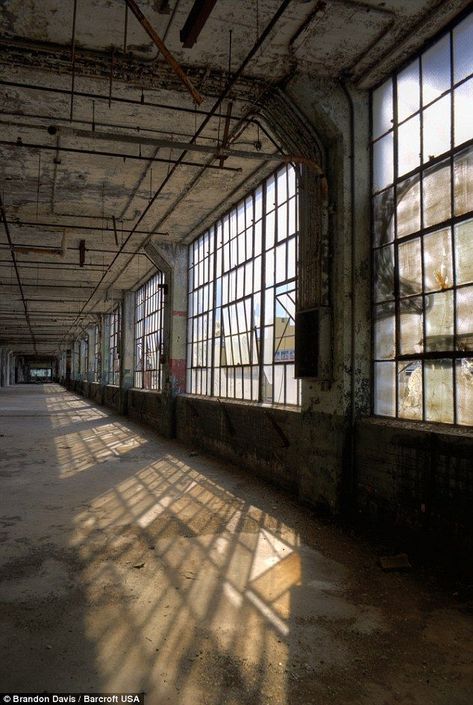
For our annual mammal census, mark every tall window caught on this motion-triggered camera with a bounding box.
[134,271,165,390]
[372,12,473,424]
[108,306,120,385]
[187,164,300,405]
[93,323,101,383]
[79,336,89,380]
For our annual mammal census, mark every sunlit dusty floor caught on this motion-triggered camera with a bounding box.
[0,384,472,705]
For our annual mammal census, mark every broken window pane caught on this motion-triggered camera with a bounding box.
[398,361,423,420]
[423,228,453,292]
[425,360,454,423]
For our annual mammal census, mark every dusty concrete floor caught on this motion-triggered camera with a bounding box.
[0,384,472,704]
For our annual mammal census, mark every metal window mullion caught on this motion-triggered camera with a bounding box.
[450,29,458,424]
[259,187,267,403]
[419,53,427,421]
[210,225,218,397]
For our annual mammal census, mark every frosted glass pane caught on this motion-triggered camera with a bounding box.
[454,146,473,216]
[373,132,394,192]
[423,95,451,161]
[423,161,451,228]
[397,59,420,122]
[398,114,420,175]
[425,290,454,351]
[453,12,473,83]
[374,362,395,416]
[398,361,422,420]
[397,176,420,238]
[399,238,422,296]
[273,365,284,404]
[374,302,395,359]
[425,360,453,423]
[400,297,423,355]
[457,286,473,351]
[456,358,473,425]
[374,245,394,302]
[455,218,473,284]
[423,228,453,292]
[422,34,451,104]
[373,188,394,246]
[372,79,393,139]
[454,78,473,146]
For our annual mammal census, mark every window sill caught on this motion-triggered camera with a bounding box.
[179,393,302,415]
[360,415,473,439]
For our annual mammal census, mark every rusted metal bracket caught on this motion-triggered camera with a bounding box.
[124,0,203,105]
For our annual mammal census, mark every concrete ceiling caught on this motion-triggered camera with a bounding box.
[0,0,469,356]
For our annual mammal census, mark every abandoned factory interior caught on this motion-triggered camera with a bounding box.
[0,0,472,702]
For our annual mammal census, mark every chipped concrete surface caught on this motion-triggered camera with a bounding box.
[0,384,472,704]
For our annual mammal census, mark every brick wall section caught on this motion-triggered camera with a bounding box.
[356,417,473,553]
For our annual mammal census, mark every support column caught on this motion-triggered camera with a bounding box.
[119,293,135,414]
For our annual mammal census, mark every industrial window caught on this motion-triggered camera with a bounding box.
[108,306,120,385]
[187,164,300,405]
[93,323,101,383]
[79,336,89,380]
[372,12,473,424]
[134,270,165,390]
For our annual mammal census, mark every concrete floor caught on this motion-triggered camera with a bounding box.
[0,385,472,705]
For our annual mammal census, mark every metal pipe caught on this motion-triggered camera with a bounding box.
[0,139,241,173]
[0,194,37,354]
[3,219,167,236]
[124,0,203,105]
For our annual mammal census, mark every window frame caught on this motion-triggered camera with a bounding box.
[133,270,166,391]
[371,10,473,425]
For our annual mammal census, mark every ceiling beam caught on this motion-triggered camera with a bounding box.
[180,0,218,49]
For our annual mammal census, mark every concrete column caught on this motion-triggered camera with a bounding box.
[119,293,134,414]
